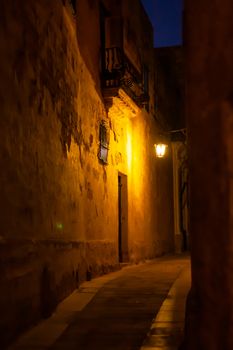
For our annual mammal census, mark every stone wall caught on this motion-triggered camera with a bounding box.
[184,1,233,349]
[0,0,174,347]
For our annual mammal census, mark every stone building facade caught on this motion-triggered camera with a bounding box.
[0,0,176,347]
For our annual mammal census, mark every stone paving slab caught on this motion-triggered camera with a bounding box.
[8,255,190,350]
[140,264,191,350]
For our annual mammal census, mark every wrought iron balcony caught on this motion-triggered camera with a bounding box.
[102,47,149,116]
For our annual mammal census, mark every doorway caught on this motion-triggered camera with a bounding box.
[118,173,128,262]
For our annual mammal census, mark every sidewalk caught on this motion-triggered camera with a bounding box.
[8,255,190,350]
[140,262,191,350]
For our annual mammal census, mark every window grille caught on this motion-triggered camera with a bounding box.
[99,121,109,164]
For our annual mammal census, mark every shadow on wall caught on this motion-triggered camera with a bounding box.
[40,266,58,318]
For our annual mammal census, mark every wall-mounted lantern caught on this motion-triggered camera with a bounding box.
[154,143,168,158]
[154,128,186,158]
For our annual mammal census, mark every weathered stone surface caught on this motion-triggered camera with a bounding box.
[0,238,117,347]
[184,1,233,349]
[0,0,175,347]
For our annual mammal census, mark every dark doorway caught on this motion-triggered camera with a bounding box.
[118,173,128,262]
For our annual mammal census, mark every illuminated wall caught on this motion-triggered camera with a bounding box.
[0,0,174,347]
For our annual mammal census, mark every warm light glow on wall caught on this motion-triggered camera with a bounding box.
[154,143,167,158]
[127,132,132,169]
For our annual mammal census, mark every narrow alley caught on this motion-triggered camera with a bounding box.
[8,255,190,350]
[3,0,233,348]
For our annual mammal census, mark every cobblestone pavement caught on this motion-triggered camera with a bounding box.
[8,255,190,350]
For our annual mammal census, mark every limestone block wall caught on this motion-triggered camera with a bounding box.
[127,112,174,260]
[0,1,117,346]
[0,0,174,347]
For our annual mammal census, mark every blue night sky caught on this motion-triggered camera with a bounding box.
[141,0,183,47]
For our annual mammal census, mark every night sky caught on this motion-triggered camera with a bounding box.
[141,0,183,48]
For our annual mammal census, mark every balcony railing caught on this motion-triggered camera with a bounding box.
[102,47,149,108]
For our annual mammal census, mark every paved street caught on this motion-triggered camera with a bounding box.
[9,255,190,350]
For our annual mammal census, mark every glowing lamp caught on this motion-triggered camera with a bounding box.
[154,143,167,158]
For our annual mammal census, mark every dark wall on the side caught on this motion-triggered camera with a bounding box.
[184,1,233,349]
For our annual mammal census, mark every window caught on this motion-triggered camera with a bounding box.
[99,121,109,164]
